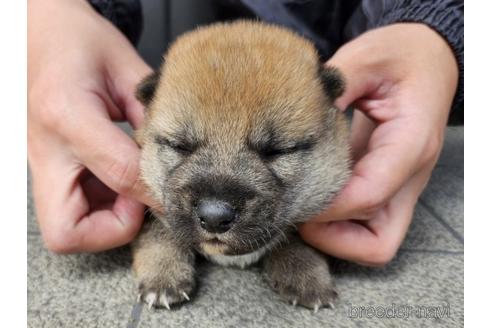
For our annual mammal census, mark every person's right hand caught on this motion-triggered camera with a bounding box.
[28,0,154,253]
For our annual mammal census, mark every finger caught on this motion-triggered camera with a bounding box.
[309,116,428,222]
[300,221,380,265]
[299,193,412,266]
[71,194,145,252]
[104,45,152,130]
[31,152,145,253]
[325,55,380,111]
[64,100,155,207]
[300,164,431,265]
[79,169,118,208]
[349,110,376,162]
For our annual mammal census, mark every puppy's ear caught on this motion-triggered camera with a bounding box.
[135,71,160,106]
[319,65,345,102]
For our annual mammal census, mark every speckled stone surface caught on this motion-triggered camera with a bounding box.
[27,127,464,327]
[420,166,464,239]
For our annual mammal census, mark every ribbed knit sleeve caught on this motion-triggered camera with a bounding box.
[88,0,143,46]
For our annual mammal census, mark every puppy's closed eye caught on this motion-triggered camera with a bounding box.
[155,135,196,155]
[256,140,315,160]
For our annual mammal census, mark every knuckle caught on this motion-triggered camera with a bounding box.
[422,133,443,164]
[360,243,398,267]
[108,158,140,196]
[42,226,80,254]
[358,188,387,213]
[43,236,70,254]
[29,86,65,131]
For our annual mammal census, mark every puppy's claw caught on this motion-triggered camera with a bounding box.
[161,294,171,310]
[137,293,142,303]
[313,302,320,314]
[328,302,335,309]
[146,293,157,310]
[292,299,297,307]
[182,291,190,301]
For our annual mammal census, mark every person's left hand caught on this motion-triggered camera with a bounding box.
[299,23,459,266]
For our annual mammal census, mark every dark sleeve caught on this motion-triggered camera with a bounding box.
[88,0,143,46]
[346,0,464,124]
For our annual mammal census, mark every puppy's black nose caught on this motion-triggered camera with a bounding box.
[197,200,236,233]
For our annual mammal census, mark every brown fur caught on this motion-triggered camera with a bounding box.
[132,21,351,311]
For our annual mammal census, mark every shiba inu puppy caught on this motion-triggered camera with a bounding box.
[132,20,350,312]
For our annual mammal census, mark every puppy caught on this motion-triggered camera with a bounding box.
[132,21,351,311]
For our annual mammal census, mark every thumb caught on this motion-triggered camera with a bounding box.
[325,51,381,111]
[105,47,153,129]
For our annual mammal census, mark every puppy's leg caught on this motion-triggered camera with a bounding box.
[263,236,337,311]
[132,216,195,309]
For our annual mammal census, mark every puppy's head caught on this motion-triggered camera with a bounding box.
[135,21,350,256]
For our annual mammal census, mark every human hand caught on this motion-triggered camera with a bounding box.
[299,23,459,266]
[28,0,154,253]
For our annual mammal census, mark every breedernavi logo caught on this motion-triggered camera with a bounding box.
[347,302,451,319]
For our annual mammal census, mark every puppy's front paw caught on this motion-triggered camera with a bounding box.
[132,217,196,310]
[264,240,338,312]
[267,268,338,312]
[138,274,195,310]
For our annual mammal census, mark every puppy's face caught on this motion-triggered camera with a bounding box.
[135,22,350,256]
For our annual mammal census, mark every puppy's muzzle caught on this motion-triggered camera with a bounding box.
[196,200,237,233]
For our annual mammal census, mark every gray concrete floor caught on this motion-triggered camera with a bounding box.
[27,127,464,327]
